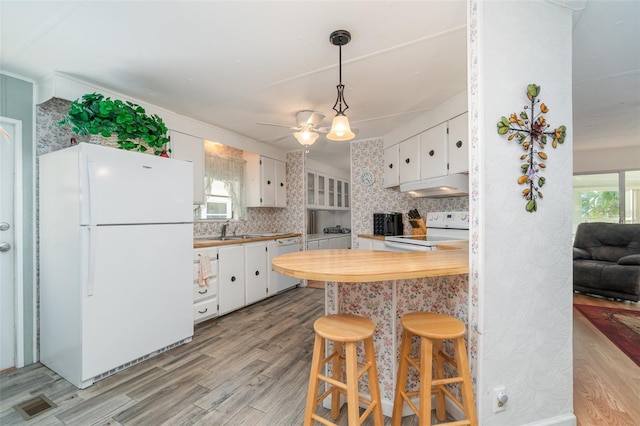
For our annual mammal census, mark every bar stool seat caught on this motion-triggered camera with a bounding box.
[392,312,477,426]
[304,314,384,426]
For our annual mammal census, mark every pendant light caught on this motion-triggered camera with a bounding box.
[326,30,355,142]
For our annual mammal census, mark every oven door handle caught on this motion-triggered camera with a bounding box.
[384,241,432,252]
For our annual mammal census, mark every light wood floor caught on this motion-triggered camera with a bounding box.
[572,293,640,426]
[1,288,638,425]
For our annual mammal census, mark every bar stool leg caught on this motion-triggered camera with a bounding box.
[331,341,343,419]
[419,336,433,425]
[345,341,360,425]
[454,336,478,426]
[433,339,446,422]
[304,334,325,426]
[364,336,384,426]
[392,330,413,426]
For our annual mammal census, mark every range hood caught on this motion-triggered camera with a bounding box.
[399,173,469,198]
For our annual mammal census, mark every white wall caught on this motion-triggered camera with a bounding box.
[470,1,575,425]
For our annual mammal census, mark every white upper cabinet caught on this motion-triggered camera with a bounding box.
[383,145,399,187]
[274,159,286,207]
[398,135,420,184]
[307,170,348,210]
[170,131,204,204]
[447,113,469,175]
[419,122,448,179]
[245,153,286,208]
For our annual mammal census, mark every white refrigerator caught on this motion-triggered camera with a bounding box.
[39,143,194,389]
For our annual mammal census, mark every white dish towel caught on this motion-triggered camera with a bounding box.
[198,253,213,286]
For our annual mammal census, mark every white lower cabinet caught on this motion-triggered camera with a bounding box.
[193,247,218,323]
[357,237,386,251]
[218,245,245,315]
[245,242,268,305]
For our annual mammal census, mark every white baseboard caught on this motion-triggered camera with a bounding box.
[522,414,577,426]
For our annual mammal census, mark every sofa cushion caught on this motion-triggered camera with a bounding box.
[618,254,640,265]
[573,223,640,262]
[573,247,591,260]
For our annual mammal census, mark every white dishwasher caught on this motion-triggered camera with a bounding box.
[274,236,302,292]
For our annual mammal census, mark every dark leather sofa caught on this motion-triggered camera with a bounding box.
[573,222,640,302]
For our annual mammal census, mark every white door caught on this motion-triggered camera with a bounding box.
[447,113,469,174]
[244,242,267,305]
[274,159,286,207]
[260,157,276,206]
[218,245,245,314]
[399,135,420,184]
[419,122,448,179]
[0,118,21,371]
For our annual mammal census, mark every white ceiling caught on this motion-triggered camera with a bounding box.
[1,1,638,171]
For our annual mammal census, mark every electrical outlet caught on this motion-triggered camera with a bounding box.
[493,386,507,413]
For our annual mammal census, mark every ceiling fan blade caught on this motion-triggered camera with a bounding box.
[257,122,300,130]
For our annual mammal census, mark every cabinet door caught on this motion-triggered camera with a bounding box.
[318,239,331,250]
[275,159,286,207]
[383,145,400,187]
[343,182,350,209]
[357,237,373,250]
[307,240,320,250]
[399,135,420,184]
[419,122,448,179]
[336,180,343,208]
[447,113,469,174]
[245,243,267,305]
[329,237,340,249]
[317,175,326,207]
[307,172,316,207]
[218,245,245,315]
[261,157,276,206]
[170,131,204,204]
[328,178,335,207]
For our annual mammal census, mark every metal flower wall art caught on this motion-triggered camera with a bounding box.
[496,84,567,212]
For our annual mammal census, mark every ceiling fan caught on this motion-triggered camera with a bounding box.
[258,110,359,147]
[257,110,330,146]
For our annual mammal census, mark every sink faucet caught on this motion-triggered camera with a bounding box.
[220,220,230,238]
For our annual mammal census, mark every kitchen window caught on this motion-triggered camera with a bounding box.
[197,149,246,220]
[572,170,640,233]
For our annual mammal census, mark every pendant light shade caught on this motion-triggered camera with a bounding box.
[327,30,355,142]
[327,113,355,141]
[293,129,319,146]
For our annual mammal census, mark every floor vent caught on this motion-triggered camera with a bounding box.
[13,394,57,420]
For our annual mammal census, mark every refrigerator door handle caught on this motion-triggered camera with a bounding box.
[79,154,94,225]
[87,226,97,296]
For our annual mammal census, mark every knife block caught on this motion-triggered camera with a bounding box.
[410,218,427,236]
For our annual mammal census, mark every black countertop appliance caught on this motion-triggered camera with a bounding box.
[373,212,403,236]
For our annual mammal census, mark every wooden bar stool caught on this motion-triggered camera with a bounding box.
[392,312,477,426]
[304,314,384,426]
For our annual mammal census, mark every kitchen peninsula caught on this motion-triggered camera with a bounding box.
[272,247,471,417]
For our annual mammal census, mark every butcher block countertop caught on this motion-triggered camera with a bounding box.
[272,247,468,283]
[194,233,300,248]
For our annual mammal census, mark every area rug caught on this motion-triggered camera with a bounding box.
[574,304,640,367]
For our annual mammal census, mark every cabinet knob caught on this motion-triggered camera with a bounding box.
[388,163,393,169]
[405,158,410,164]
[198,288,208,295]
[231,276,236,282]
[429,150,435,157]
[267,180,271,185]
[456,141,463,148]
[255,270,260,276]
[280,182,284,187]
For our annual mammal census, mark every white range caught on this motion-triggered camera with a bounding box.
[384,211,469,252]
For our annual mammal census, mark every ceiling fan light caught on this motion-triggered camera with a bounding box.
[294,130,319,146]
[326,114,355,141]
